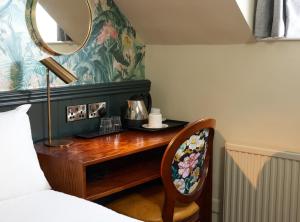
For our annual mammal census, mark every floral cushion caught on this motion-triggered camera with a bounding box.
[172,129,209,195]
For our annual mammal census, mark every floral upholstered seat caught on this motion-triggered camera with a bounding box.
[172,129,209,195]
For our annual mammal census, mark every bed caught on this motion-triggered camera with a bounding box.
[0,190,140,222]
[0,104,140,222]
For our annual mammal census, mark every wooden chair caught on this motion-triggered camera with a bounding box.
[106,118,216,222]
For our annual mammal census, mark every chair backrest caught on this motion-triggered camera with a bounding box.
[161,118,216,222]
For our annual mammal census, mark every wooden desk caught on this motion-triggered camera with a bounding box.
[34,129,180,200]
[35,128,212,222]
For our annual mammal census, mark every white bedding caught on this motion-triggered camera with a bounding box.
[0,190,141,222]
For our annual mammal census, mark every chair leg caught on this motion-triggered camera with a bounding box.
[162,195,175,222]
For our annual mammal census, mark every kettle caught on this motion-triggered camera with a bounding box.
[124,94,152,128]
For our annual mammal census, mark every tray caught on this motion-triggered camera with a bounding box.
[127,119,189,132]
[76,129,125,139]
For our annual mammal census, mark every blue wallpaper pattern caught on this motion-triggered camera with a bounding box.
[0,0,145,91]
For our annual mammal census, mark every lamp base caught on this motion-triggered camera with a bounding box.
[44,139,73,148]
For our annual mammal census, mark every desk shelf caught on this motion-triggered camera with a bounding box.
[86,151,162,200]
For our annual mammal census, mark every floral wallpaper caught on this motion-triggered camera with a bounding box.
[0,0,145,91]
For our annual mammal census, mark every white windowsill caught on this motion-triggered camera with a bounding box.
[257,37,300,41]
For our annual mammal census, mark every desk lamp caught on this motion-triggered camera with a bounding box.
[40,57,77,147]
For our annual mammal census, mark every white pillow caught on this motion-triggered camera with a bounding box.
[0,104,50,201]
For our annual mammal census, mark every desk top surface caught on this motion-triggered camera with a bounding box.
[35,129,181,166]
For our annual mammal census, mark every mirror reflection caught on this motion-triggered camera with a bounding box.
[33,0,92,55]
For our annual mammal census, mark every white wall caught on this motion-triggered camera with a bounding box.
[146,42,300,221]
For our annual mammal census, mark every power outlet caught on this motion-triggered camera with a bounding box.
[88,102,106,119]
[66,104,87,122]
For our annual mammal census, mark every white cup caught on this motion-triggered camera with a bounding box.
[148,113,162,128]
[150,108,161,114]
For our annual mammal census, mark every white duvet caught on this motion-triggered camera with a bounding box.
[0,190,141,222]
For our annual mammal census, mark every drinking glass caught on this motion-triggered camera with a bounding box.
[99,117,113,134]
[112,116,122,131]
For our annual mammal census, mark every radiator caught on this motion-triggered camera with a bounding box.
[224,144,300,222]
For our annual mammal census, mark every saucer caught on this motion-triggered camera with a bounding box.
[142,124,168,129]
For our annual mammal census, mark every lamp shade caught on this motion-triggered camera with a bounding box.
[40,57,77,84]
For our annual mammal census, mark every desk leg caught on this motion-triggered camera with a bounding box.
[197,153,213,222]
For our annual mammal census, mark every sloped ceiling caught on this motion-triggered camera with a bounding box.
[114,0,255,44]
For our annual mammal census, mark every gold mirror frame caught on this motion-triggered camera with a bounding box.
[27,0,92,56]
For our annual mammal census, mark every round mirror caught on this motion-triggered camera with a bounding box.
[29,0,92,55]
